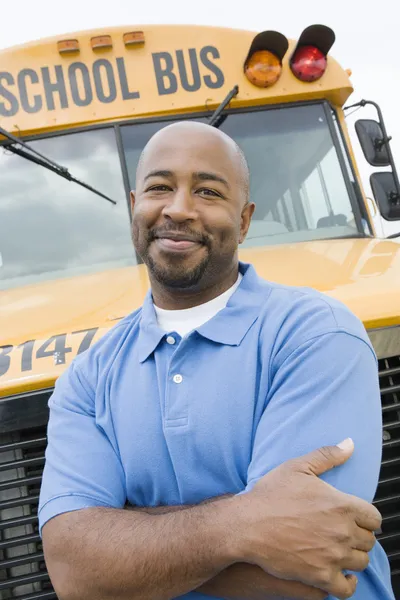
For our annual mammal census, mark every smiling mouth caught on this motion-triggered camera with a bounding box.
[154,237,204,252]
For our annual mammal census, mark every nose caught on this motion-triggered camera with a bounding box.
[162,187,198,223]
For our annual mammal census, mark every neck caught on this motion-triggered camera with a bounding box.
[150,263,240,310]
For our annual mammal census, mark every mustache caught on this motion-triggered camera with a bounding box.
[148,225,211,247]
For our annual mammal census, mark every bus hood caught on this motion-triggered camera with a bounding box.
[1,237,399,396]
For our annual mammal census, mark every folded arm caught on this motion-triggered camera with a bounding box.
[130,502,327,600]
[128,330,383,600]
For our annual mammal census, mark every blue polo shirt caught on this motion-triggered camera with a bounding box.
[39,262,394,600]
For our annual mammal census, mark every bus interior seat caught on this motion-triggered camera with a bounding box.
[317,214,347,228]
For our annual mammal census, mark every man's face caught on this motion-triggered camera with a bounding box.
[131,123,254,290]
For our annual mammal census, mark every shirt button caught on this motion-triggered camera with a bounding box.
[166,336,176,345]
[173,374,183,384]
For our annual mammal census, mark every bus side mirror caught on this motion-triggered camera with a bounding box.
[370,172,400,220]
[355,119,390,167]
[352,100,400,224]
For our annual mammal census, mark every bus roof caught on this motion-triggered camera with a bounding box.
[0,24,353,137]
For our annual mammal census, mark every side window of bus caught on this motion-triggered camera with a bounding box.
[219,104,359,246]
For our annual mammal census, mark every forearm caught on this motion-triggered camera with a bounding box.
[129,504,325,600]
[199,564,275,600]
[197,563,326,600]
[125,493,233,514]
[43,499,239,600]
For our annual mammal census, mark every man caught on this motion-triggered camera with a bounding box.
[40,122,394,600]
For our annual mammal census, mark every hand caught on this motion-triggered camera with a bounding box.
[231,438,381,600]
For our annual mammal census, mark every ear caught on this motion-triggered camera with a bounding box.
[130,191,136,214]
[239,202,255,244]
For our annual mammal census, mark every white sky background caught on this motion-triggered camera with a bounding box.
[2,0,400,237]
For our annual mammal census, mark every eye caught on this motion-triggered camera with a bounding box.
[145,184,172,192]
[197,187,223,198]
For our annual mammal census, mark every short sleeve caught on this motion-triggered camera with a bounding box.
[245,331,382,500]
[241,330,394,599]
[38,360,126,535]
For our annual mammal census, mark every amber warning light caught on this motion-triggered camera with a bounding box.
[245,51,281,87]
[244,31,289,88]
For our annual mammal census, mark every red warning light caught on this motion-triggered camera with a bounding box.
[290,45,327,82]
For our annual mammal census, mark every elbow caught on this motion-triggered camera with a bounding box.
[43,532,92,600]
[46,566,79,600]
[46,562,111,600]
[44,552,86,600]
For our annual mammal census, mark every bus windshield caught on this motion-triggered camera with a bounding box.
[121,103,363,246]
[0,102,363,291]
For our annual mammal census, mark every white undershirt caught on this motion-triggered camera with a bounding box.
[154,272,243,338]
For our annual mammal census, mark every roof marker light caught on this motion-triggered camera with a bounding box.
[57,39,80,55]
[123,31,145,47]
[91,35,113,50]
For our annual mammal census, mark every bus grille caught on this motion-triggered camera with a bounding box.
[374,353,400,596]
[0,425,55,599]
[0,356,399,599]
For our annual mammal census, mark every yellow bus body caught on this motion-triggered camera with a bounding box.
[1,24,399,397]
[0,236,399,395]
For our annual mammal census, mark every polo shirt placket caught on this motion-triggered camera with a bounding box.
[164,337,190,428]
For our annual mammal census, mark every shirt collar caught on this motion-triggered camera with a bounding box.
[137,291,167,363]
[137,262,271,362]
[196,262,269,345]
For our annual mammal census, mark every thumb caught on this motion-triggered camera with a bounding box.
[298,438,354,476]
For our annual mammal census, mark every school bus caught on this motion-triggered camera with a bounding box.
[0,23,399,598]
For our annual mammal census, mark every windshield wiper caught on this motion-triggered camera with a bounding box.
[387,231,400,239]
[208,85,239,128]
[0,126,116,205]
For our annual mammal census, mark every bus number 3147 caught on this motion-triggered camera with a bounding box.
[0,328,99,376]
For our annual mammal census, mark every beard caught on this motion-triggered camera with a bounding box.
[132,219,213,289]
[145,246,211,289]
[132,219,236,290]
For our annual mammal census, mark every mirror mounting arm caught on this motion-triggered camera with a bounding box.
[389,190,400,207]
[374,136,392,152]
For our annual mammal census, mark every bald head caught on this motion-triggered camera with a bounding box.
[130,120,255,301]
[135,121,250,203]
